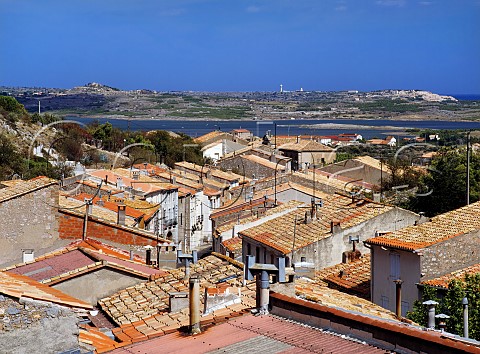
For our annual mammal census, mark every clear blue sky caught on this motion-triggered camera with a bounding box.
[1,0,479,93]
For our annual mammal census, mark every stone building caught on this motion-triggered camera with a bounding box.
[365,201,480,316]
[278,138,336,171]
[0,177,62,266]
[239,193,420,270]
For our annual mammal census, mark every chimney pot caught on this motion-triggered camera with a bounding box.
[117,204,126,225]
[189,277,201,334]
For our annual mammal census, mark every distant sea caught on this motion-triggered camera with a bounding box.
[447,94,480,101]
[70,117,480,140]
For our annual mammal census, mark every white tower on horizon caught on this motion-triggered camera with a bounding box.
[280,84,283,93]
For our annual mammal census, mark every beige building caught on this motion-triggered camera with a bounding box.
[278,139,336,171]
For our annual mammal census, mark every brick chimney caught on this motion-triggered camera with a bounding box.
[117,204,126,225]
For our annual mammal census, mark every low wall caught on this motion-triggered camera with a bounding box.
[269,292,478,354]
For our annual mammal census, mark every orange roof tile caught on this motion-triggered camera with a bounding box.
[210,197,275,220]
[194,130,228,144]
[314,254,371,298]
[239,195,392,254]
[221,237,243,253]
[365,201,480,251]
[98,254,253,327]
[422,263,480,289]
[0,176,57,203]
[278,140,333,152]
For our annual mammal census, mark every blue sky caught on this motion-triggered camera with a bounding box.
[0,0,479,93]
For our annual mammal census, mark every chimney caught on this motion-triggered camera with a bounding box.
[117,177,124,189]
[423,300,438,329]
[189,277,201,334]
[169,292,189,313]
[84,199,93,214]
[330,220,341,233]
[22,249,34,263]
[117,204,126,225]
[394,279,403,318]
[145,246,153,265]
[132,171,139,180]
[310,198,316,219]
[171,176,176,185]
[296,135,300,143]
[97,199,104,207]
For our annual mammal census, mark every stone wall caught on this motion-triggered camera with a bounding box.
[0,296,80,353]
[0,184,59,266]
[421,229,480,280]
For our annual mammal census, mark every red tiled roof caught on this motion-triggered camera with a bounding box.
[108,314,386,354]
[365,201,480,251]
[422,263,480,289]
[3,238,166,284]
[314,254,371,299]
[6,249,95,282]
[70,192,147,219]
[278,139,333,152]
[222,237,243,253]
[240,194,392,254]
[210,198,274,219]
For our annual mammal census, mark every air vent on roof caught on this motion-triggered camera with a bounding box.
[22,249,34,263]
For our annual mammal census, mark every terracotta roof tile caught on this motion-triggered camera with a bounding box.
[279,140,333,152]
[0,176,57,203]
[107,314,386,354]
[98,254,253,327]
[210,197,275,220]
[365,201,480,251]
[240,194,392,254]
[314,254,371,298]
[294,278,398,322]
[3,238,166,284]
[221,237,243,253]
[194,130,227,144]
[175,161,248,183]
[422,263,480,289]
[215,200,303,234]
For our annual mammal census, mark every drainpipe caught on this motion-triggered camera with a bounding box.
[394,279,403,318]
[463,297,469,338]
[423,300,438,329]
[189,277,201,334]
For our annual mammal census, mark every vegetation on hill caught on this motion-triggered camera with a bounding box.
[0,97,204,181]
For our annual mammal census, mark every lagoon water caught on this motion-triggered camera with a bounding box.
[70,117,480,140]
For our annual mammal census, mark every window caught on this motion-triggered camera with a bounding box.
[401,301,410,317]
[381,295,389,309]
[389,252,400,280]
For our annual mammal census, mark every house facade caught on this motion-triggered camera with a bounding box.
[365,201,480,315]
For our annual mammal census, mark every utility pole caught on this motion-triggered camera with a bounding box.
[467,131,471,205]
